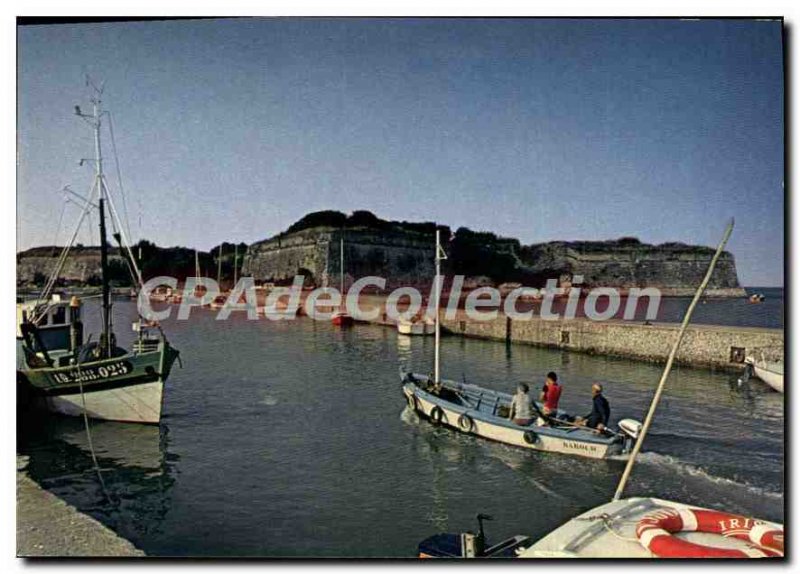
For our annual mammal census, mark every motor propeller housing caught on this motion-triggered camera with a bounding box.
[618,418,643,440]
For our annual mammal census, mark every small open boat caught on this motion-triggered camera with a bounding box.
[400,230,640,459]
[745,354,783,393]
[331,309,354,326]
[401,372,640,459]
[397,317,434,336]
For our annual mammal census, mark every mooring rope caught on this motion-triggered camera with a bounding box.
[75,360,114,505]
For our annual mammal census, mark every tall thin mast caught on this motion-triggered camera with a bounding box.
[339,234,345,297]
[89,92,112,356]
[233,244,239,286]
[217,244,223,286]
[434,228,444,384]
[613,219,734,500]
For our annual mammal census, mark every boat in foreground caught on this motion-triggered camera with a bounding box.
[419,497,782,558]
[518,497,782,558]
[402,372,640,459]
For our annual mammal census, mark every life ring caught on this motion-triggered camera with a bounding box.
[458,413,475,432]
[636,507,783,558]
[429,406,445,425]
[523,431,538,445]
[406,393,419,411]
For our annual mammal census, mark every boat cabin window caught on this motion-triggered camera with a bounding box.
[51,306,66,325]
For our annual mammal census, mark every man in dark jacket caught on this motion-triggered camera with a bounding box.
[579,383,610,432]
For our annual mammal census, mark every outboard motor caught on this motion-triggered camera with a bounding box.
[417,513,531,558]
[618,418,643,453]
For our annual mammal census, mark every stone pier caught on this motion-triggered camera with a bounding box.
[439,312,783,370]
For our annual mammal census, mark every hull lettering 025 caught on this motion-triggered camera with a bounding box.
[52,361,134,384]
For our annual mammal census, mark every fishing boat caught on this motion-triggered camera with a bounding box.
[16,85,180,424]
[744,354,783,393]
[400,230,641,459]
[416,220,784,559]
[331,234,353,326]
[397,316,434,336]
[402,373,640,459]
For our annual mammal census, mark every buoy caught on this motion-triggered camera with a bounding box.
[458,413,475,432]
[636,507,783,558]
[430,406,445,425]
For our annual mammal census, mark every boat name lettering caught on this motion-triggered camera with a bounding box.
[561,440,598,452]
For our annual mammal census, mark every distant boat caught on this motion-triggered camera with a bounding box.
[748,293,766,303]
[331,234,353,327]
[745,354,783,393]
[397,317,434,336]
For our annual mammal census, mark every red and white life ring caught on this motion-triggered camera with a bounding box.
[636,507,783,558]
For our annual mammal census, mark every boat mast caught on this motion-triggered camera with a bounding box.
[434,228,445,384]
[613,219,734,500]
[339,234,345,297]
[217,244,223,286]
[81,88,113,356]
[234,244,239,286]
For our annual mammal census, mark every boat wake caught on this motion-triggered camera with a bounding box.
[637,452,783,501]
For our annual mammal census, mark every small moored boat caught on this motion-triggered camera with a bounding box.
[745,354,783,393]
[397,317,434,336]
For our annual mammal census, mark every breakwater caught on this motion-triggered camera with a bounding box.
[439,312,782,371]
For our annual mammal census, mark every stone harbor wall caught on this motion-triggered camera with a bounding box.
[440,312,783,370]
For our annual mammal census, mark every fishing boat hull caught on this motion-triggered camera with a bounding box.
[401,374,631,460]
[745,356,783,393]
[517,497,783,558]
[18,340,179,424]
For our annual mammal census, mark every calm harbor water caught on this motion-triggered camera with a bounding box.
[18,299,784,557]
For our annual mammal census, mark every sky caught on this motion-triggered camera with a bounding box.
[17,18,784,286]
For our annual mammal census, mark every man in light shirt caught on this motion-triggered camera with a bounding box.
[509,382,534,426]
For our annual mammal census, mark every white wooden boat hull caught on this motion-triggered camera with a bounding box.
[518,497,782,558]
[404,385,623,460]
[398,321,433,336]
[746,356,784,393]
[41,380,164,424]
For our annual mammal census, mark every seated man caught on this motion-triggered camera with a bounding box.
[539,371,562,419]
[509,382,534,426]
[576,383,611,433]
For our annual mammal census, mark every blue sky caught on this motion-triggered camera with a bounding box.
[17,18,784,285]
